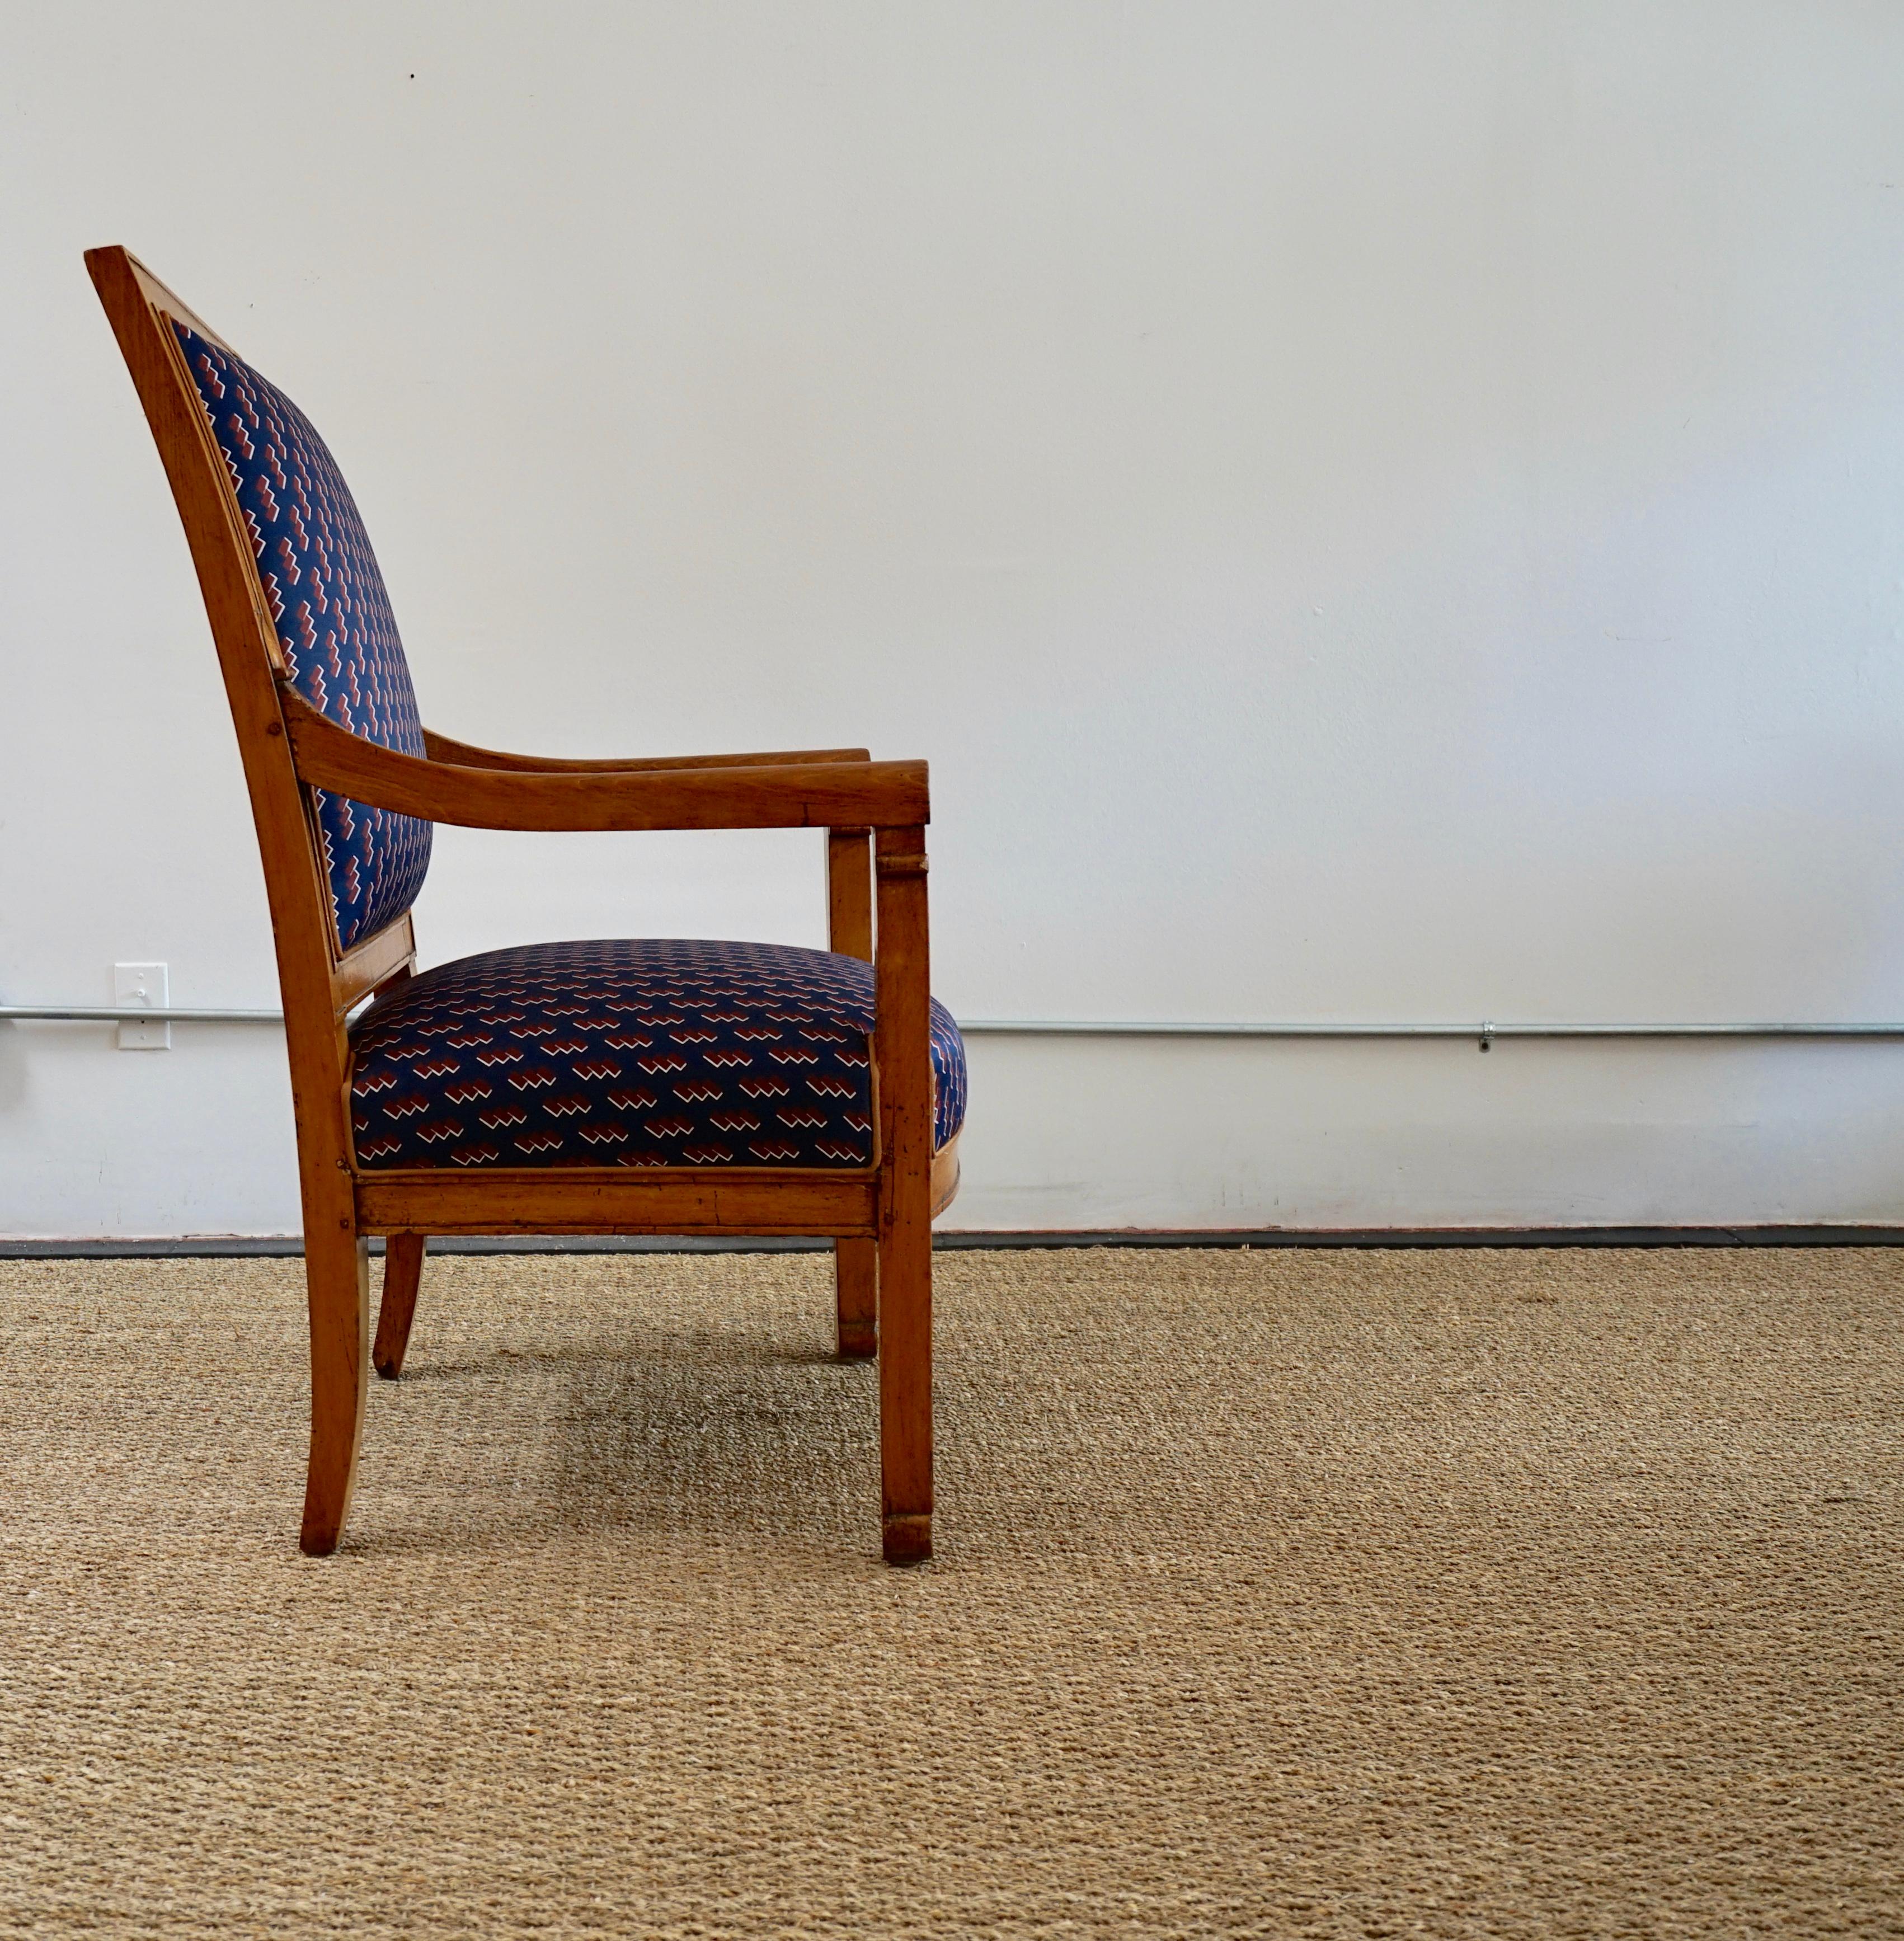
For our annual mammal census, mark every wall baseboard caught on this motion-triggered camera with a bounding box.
[2,1225,1902,1258]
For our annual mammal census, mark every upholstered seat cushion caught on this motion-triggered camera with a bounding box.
[348,939,966,1171]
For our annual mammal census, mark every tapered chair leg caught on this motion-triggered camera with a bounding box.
[835,1237,877,1359]
[373,1233,427,1379]
[873,824,935,1566]
[299,1223,372,1557]
[878,1197,933,1564]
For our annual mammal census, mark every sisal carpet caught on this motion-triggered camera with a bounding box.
[0,1247,1900,1938]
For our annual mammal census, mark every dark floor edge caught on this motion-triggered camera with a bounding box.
[5,1225,1904,1258]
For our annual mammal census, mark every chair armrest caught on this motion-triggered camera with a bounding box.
[280,692,927,831]
[421,728,872,772]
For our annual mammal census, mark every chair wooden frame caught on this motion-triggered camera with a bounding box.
[86,245,953,1564]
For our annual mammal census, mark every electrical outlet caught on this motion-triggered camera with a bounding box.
[114,963,171,1050]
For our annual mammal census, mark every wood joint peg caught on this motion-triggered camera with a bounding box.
[876,852,929,877]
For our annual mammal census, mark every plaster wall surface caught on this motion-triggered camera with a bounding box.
[2,2,1902,1234]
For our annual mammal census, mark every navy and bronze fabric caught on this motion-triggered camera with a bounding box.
[173,325,432,952]
[169,325,972,1176]
[349,939,967,1170]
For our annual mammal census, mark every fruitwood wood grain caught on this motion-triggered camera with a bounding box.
[86,242,951,1567]
[286,692,928,831]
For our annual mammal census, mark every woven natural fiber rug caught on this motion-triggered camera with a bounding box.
[1,1248,1898,1937]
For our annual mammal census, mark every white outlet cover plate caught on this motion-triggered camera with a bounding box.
[114,962,170,1050]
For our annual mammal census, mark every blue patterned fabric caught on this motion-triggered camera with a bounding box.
[348,939,967,1170]
[173,324,432,952]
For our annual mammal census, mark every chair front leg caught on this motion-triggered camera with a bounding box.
[373,1233,427,1379]
[299,1210,371,1556]
[875,825,934,1564]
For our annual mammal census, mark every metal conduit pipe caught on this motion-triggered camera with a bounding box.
[957,1018,1904,1042]
[0,1005,285,1023]
[6,1005,1904,1044]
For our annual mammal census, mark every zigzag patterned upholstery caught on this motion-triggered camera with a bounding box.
[173,325,432,952]
[168,325,971,1178]
[349,939,967,1170]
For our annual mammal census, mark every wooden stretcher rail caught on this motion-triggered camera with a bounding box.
[355,1169,881,1237]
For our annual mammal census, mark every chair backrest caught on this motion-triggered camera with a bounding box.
[169,324,432,952]
[88,243,426,1174]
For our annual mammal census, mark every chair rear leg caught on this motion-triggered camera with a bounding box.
[835,1237,877,1359]
[299,1222,371,1557]
[878,1204,932,1564]
[373,1233,427,1379]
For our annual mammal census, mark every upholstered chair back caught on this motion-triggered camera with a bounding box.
[173,325,431,951]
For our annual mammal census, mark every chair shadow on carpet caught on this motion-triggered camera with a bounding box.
[549,1328,882,1545]
[356,1318,892,1554]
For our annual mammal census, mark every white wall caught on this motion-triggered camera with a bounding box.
[3,2,1903,1235]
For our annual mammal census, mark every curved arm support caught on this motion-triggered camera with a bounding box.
[422,727,872,773]
[280,690,928,831]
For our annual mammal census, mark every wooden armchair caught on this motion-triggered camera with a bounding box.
[86,246,962,1564]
